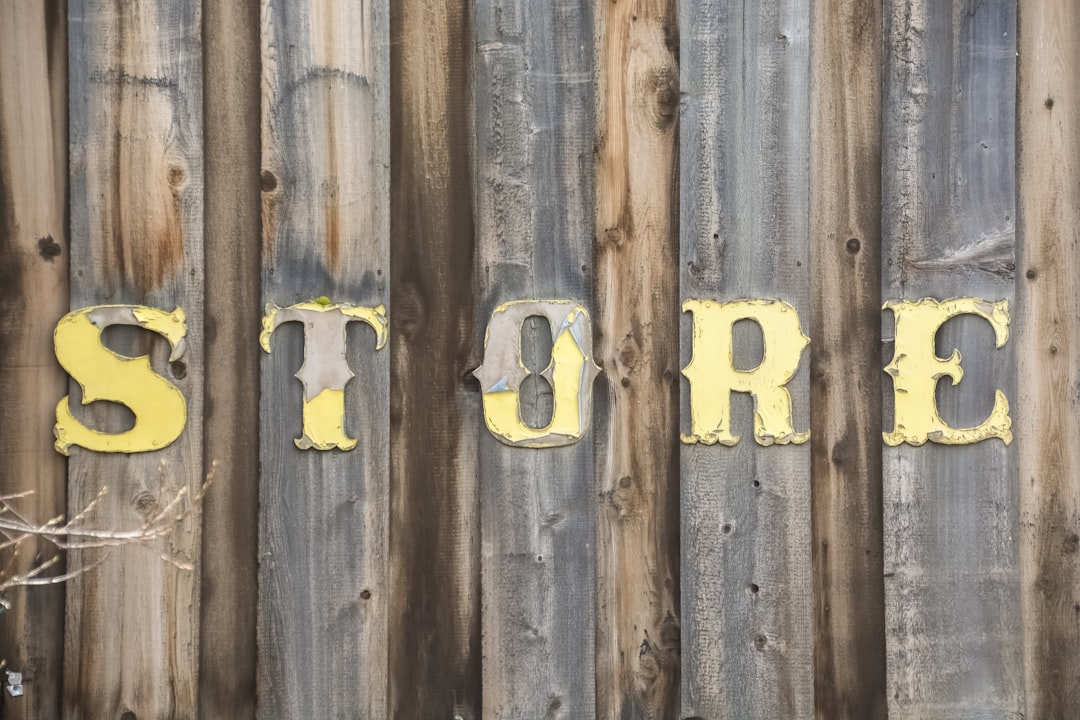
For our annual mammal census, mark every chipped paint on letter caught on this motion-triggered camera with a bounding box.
[54,305,188,455]
[473,300,601,448]
[261,301,388,451]
[883,297,1011,446]
[681,298,810,446]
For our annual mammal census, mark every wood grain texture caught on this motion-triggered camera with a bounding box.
[0,2,67,718]
[201,0,261,716]
[808,1,886,718]
[1017,1,1080,717]
[594,1,680,718]
[258,0,390,716]
[64,0,205,717]
[388,0,481,717]
[679,1,813,717]
[472,1,597,716]
[882,2,1022,717]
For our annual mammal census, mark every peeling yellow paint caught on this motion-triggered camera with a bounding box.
[53,305,188,455]
[473,300,601,448]
[261,300,388,451]
[883,297,1011,446]
[681,299,810,446]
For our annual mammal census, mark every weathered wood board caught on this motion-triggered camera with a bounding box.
[808,1,887,718]
[881,2,1023,717]
[472,1,598,716]
[64,0,205,717]
[1017,1,1080,717]
[593,1,680,718]
[200,0,261,716]
[0,2,68,718]
[388,0,481,717]
[679,1,814,717]
[258,0,390,716]
[594,1,681,719]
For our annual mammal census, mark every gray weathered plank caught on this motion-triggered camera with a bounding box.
[881,2,1023,717]
[594,1,681,718]
[201,0,261,716]
[808,1,887,717]
[679,1,814,717]
[387,0,481,717]
[1016,1,1080,716]
[258,0,390,716]
[64,0,205,716]
[472,1,598,716]
[0,2,68,718]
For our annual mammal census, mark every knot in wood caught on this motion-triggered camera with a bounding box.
[132,491,159,520]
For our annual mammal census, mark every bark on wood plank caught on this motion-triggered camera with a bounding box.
[594,1,680,718]
[0,2,68,718]
[473,1,598,716]
[200,0,261,716]
[679,1,814,717]
[808,1,886,718]
[258,0,390,716]
[882,2,1022,716]
[1017,2,1080,716]
[64,1,205,716]
[388,0,481,717]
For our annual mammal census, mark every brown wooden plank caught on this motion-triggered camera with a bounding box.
[472,1,598,715]
[200,0,261,716]
[1017,1,1080,716]
[64,0,205,717]
[679,1,814,717]
[258,0,390,715]
[881,2,1022,716]
[807,1,887,718]
[387,0,481,717]
[0,2,68,718]
[594,1,680,718]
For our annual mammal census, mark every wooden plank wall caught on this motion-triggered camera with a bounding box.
[594,1,681,718]
[64,1,205,718]
[1017,1,1080,716]
[3,1,1080,718]
[472,1,597,715]
[257,0,390,716]
[808,0,887,717]
[882,2,1022,717]
[0,3,67,718]
[388,0,480,717]
[679,0,814,716]
[200,0,261,716]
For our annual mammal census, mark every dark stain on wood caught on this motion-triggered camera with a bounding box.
[812,2,885,716]
[388,0,481,716]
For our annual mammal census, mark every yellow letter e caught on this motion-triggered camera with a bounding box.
[883,297,1011,446]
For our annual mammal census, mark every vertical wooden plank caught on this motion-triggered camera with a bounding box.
[258,0,390,716]
[1017,1,1080,716]
[808,1,887,718]
[0,2,67,718]
[882,1,1022,716]
[679,1,813,717]
[201,0,261,716]
[388,0,481,717]
[593,1,681,718]
[64,0,204,717]
[472,0,597,715]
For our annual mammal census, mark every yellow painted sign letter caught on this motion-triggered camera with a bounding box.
[473,300,601,448]
[883,297,1011,446]
[54,305,188,455]
[261,301,388,451]
[681,299,810,446]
